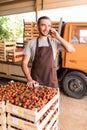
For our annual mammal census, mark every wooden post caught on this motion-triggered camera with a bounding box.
[35,0,38,22]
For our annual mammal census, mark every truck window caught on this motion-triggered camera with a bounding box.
[70,25,87,44]
[80,30,87,43]
[70,25,79,44]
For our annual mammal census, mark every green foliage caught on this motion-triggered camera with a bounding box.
[0,16,23,40]
[0,17,11,40]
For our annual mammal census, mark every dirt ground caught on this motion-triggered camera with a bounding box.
[59,90,87,130]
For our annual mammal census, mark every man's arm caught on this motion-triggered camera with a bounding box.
[50,28,75,52]
[22,55,32,82]
[56,35,75,52]
[22,55,38,87]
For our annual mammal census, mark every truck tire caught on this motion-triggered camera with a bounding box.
[62,71,87,99]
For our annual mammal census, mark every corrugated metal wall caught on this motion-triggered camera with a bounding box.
[0,0,87,16]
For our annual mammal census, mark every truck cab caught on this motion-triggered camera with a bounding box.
[58,22,87,98]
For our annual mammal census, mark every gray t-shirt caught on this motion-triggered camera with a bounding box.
[23,37,61,62]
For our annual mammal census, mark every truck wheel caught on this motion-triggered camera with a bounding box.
[62,71,87,99]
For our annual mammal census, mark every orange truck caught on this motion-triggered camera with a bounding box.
[58,22,87,99]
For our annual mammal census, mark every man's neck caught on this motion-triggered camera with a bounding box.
[39,35,48,39]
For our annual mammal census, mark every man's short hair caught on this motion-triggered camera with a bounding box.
[37,16,51,25]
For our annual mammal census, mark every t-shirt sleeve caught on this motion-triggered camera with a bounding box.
[23,38,36,61]
[50,37,62,49]
[23,41,31,57]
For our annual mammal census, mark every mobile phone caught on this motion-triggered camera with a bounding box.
[49,30,52,35]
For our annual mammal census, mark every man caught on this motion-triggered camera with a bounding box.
[22,16,75,88]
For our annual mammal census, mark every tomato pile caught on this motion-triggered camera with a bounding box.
[0,81,58,111]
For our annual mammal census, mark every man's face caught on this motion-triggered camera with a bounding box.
[38,19,51,36]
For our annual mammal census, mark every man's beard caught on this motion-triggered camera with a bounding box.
[39,30,49,36]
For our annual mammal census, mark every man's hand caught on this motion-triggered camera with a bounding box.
[27,80,39,87]
[49,28,59,38]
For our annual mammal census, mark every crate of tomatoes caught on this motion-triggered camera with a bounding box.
[0,81,59,130]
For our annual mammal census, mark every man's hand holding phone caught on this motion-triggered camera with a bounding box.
[49,28,59,38]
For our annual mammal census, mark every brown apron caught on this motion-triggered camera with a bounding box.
[31,37,58,88]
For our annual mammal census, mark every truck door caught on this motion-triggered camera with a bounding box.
[62,24,87,73]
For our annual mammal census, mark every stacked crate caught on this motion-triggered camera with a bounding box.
[6,89,59,130]
[6,48,23,62]
[0,101,6,130]
[24,22,39,45]
[24,22,33,44]
[0,40,16,61]
[24,21,59,45]
[0,82,60,130]
[51,21,59,32]
[32,22,39,39]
